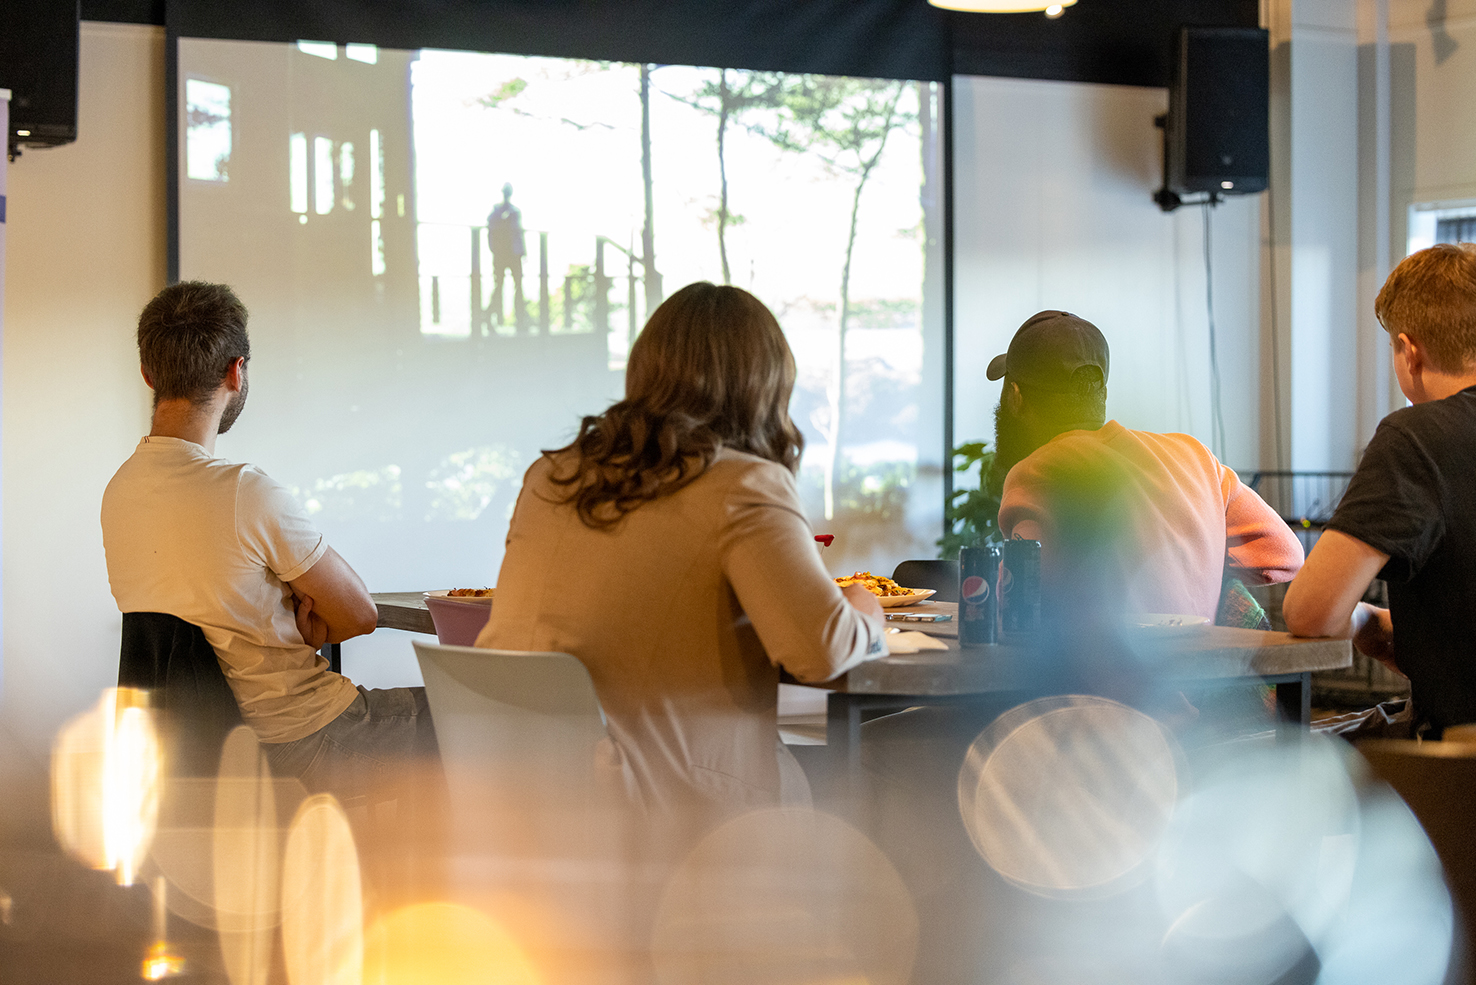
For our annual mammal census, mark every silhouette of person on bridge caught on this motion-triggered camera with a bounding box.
[487,183,528,334]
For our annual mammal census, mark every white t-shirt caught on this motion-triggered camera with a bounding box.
[101,436,358,743]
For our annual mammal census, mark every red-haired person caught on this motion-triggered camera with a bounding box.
[1285,243,1476,737]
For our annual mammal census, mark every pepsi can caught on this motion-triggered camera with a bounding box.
[959,544,1001,648]
[1000,539,1041,636]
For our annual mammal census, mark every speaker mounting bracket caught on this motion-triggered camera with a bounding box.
[1154,187,1221,213]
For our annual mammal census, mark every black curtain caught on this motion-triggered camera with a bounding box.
[150,0,1259,88]
[168,0,952,82]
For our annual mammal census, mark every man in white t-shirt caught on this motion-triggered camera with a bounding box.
[102,281,437,797]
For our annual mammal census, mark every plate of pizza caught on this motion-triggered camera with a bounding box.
[834,572,937,608]
[425,588,496,605]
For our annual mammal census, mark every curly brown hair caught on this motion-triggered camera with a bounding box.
[547,282,803,528]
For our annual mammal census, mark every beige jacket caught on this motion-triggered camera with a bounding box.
[476,447,885,813]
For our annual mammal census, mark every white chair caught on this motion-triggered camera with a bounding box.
[412,645,640,952]
[411,641,611,797]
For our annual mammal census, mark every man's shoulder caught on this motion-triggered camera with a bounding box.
[1360,397,1476,471]
[1011,423,1224,502]
[1383,391,1476,438]
[108,438,253,490]
[233,463,304,516]
[1023,421,1169,469]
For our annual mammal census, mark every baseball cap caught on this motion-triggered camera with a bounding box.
[986,310,1110,392]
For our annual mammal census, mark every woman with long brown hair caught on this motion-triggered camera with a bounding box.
[476,282,886,813]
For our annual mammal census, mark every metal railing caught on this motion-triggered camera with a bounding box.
[419,223,661,341]
[1243,470,1355,552]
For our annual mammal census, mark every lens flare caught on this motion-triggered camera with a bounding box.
[957,695,1179,899]
[281,795,363,985]
[50,688,162,886]
[214,727,280,985]
[652,808,916,985]
[1157,735,1453,985]
[364,902,539,985]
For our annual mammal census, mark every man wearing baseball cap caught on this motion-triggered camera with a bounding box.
[988,310,1303,620]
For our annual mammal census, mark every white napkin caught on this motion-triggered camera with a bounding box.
[885,629,949,654]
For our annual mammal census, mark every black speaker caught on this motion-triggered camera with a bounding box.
[0,0,80,157]
[1163,25,1269,201]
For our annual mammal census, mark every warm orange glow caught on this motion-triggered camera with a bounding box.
[214,727,280,985]
[281,795,363,985]
[51,688,162,886]
[141,941,186,980]
[652,808,915,985]
[364,902,539,985]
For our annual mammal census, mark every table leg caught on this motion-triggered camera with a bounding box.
[1274,672,1311,727]
[826,693,866,776]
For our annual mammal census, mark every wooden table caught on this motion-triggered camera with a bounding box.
[814,601,1352,769]
[374,591,436,634]
[371,593,1352,767]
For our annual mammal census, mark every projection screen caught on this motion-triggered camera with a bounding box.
[177,38,945,603]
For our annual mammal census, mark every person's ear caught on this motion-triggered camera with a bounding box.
[1398,333,1422,375]
[140,367,155,391]
[224,357,246,392]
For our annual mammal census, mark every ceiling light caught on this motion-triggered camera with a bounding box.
[16,129,30,137]
[1221,180,1235,190]
[929,0,1077,12]
[1045,4,1065,16]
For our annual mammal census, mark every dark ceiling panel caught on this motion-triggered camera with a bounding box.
[167,0,953,82]
[949,0,1261,88]
[88,0,1263,88]
[82,0,163,25]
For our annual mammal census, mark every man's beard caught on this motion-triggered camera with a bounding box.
[985,394,1040,496]
[218,378,248,434]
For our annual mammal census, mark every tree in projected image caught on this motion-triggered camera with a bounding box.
[678,70,788,285]
[777,78,913,521]
[638,65,664,315]
[471,60,664,342]
[675,72,918,521]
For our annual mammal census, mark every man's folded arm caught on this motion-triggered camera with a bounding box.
[286,546,378,645]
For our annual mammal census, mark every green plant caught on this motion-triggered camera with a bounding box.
[938,441,1002,559]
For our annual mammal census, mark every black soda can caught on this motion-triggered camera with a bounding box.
[1000,539,1041,636]
[959,544,1001,648]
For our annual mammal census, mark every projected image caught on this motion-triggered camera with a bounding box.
[184,78,231,181]
[178,39,943,587]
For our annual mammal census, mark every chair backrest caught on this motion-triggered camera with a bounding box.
[412,641,610,804]
[891,559,960,603]
[119,612,243,776]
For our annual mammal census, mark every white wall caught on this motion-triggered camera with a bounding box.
[1285,0,1362,473]
[1,23,166,761]
[952,75,1265,471]
[1390,0,1476,205]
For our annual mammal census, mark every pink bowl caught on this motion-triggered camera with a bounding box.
[424,594,494,646]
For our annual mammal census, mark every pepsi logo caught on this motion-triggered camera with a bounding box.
[961,575,990,604]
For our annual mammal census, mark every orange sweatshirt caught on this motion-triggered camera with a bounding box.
[998,421,1304,620]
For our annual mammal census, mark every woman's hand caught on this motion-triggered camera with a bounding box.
[840,582,885,624]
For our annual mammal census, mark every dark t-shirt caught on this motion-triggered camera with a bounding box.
[1325,384,1476,733]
